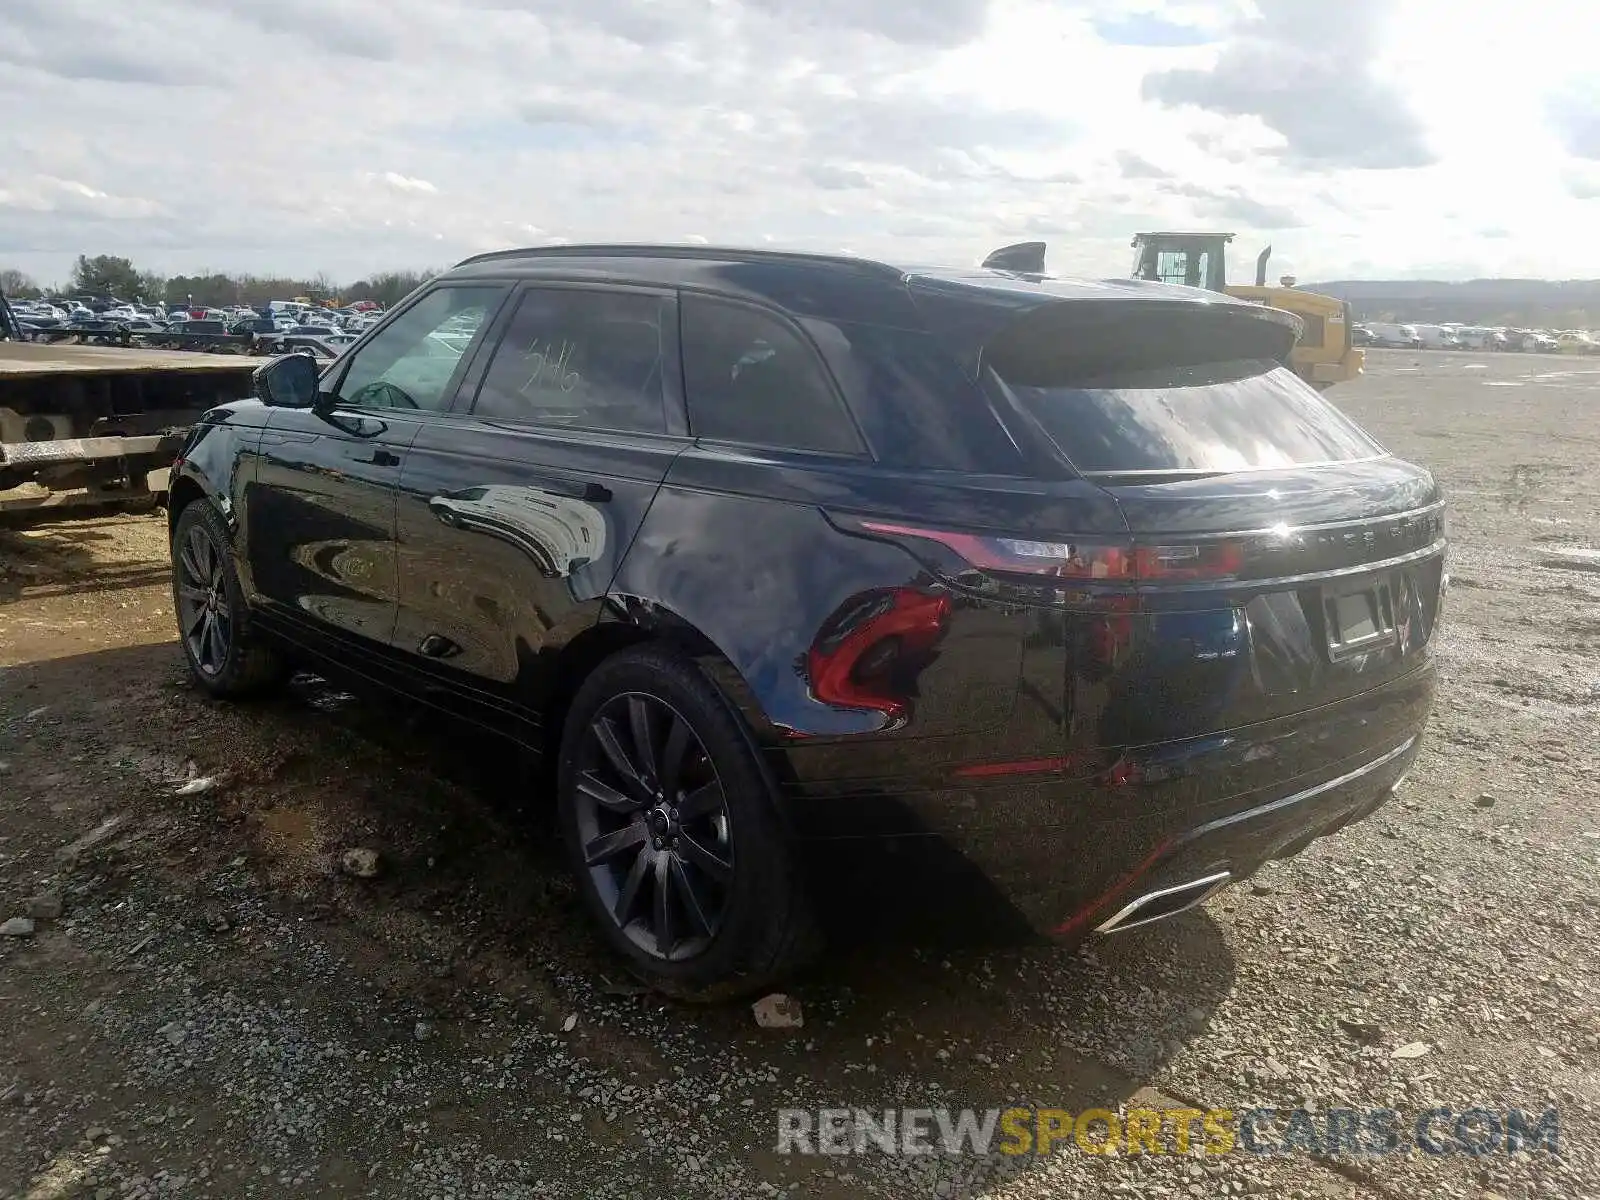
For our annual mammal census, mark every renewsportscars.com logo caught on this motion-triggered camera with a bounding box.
[776,1106,1561,1158]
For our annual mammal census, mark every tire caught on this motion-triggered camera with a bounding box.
[556,646,817,1001]
[171,499,286,698]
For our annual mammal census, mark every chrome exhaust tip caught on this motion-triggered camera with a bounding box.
[1095,870,1232,935]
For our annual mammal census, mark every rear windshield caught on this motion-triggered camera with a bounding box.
[998,358,1383,475]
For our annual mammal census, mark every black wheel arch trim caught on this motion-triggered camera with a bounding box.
[167,442,242,540]
[593,598,788,750]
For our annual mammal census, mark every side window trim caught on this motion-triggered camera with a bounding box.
[676,289,871,458]
[324,282,513,415]
[441,279,525,417]
[464,281,688,438]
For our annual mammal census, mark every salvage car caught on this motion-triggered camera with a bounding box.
[1453,326,1507,351]
[165,245,1446,997]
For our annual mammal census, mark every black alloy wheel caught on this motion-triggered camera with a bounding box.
[572,692,734,961]
[170,499,286,698]
[175,517,233,676]
[557,646,817,999]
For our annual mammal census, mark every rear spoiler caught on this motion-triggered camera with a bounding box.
[984,299,1303,385]
[909,270,1303,381]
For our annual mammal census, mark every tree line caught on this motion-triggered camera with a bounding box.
[1,255,440,310]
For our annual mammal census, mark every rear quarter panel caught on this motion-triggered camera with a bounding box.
[610,447,1129,792]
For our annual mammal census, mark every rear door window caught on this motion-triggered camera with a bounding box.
[473,287,671,434]
[680,296,864,455]
[997,358,1383,475]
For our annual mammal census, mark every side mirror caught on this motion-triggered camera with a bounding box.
[252,352,320,408]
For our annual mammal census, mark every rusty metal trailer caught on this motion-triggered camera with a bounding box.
[0,338,259,514]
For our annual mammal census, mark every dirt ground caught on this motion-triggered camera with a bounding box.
[3,349,1599,1199]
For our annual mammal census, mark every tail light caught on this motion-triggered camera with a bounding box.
[855,520,1243,583]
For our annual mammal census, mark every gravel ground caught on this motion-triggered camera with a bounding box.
[2,349,1598,1199]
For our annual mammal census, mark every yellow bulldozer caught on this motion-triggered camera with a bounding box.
[1129,232,1363,390]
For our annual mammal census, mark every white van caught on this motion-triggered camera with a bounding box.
[1414,325,1461,350]
[1365,323,1421,349]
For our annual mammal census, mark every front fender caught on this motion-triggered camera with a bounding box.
[169,402,269,597]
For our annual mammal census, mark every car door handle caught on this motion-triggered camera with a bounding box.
[356,449,402,467]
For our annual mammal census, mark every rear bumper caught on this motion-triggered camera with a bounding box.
[1081,733,1415,937]
[791,662,1433,943]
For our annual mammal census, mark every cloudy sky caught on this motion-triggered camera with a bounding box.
[2,0,1596,287]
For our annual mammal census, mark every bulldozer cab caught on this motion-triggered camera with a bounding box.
[1131,232,1278,293]
[1131,232,1233,292]
[1126,231,1362,390]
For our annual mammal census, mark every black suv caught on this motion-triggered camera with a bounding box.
[167,245,1445,997]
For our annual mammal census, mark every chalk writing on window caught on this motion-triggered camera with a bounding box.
[519,337,581,395]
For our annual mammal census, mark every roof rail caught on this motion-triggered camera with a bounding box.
[452,243,907,279]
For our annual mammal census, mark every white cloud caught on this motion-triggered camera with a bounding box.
[0,175,166,220]
[0,0,1596,286]
[1143,0,1435,169]
[376,173,439,194]
[1548,74,1600,160]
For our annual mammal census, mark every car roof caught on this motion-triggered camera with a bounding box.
[448,243,1249,300]
[443,243,1269,336]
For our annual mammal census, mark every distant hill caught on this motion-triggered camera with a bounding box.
[1305,279,1600,328]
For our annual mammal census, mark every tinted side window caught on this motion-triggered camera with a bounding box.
[680,297,862,454]
[333,286,504,411]
[473,288,669,434]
